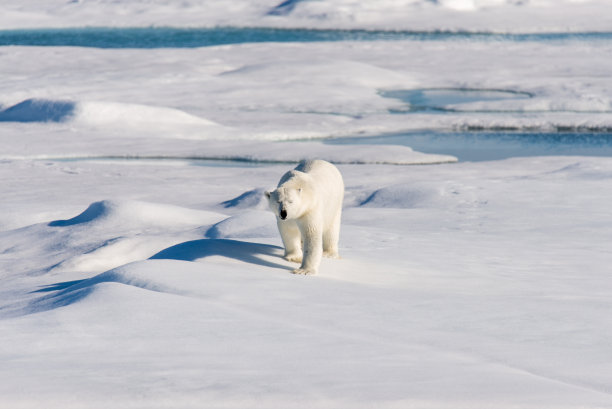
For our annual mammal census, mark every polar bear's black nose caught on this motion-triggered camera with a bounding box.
[280,209,287,220]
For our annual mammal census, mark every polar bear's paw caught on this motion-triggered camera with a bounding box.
[284,252,303,263]
[323,250,340,259]
[292,268,317,275]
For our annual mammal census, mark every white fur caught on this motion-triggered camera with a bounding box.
[265,160,344,275]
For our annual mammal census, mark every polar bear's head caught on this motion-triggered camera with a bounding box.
[265,187,305,221]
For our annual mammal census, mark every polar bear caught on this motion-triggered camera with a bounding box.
[265,159,344,275]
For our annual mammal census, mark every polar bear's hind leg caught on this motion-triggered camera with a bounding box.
[323,208,341,259]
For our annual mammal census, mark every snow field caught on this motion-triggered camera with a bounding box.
[1,0,611,32]
[1,156,612,408]
[2,40,611,147]
[1,1,612,406]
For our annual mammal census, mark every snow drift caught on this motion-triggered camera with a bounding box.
[49,200,224,229]
[0,98,224,136]
[2,155,612,408]
[0,98,76,122]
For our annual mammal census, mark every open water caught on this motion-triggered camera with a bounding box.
[1,27,611,48]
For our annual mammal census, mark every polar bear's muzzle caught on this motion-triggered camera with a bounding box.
[280,209,288,220]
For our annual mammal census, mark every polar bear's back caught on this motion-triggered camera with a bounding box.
[296,160,343,187]
[295,160,344,210]
[295,159,330,174]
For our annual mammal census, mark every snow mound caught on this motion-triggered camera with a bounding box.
[49,200,225,229]
[0,98,224,137]
[49,201,115,226]
[29,254,289,315]
[360,184,444,208]
[222,59,415,90]
[39,201,227,274]
[77,101,219,128]
[51,236,188,274]
[221,188,269,209]
[205,211,278,239]
[0,99,76,122]
[28,271,175,315]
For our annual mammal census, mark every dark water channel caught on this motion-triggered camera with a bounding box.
[1,27,611,48]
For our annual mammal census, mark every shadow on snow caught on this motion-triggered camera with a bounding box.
[0,99,76,123]
[18,239,287,316]
[149,238,287,270]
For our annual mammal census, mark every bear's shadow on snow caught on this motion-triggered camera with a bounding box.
[150,238,289,271]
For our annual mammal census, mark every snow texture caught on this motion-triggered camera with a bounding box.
[1,0,611,32]
[2,157,612,409]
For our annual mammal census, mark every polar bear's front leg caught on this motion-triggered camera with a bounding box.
[277,219,302,263]
[293,222,322,275]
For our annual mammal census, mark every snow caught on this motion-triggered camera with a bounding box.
[1,0,611,32]
[2,40,611,144]
[2,157,612,408]
[2,1,612,408]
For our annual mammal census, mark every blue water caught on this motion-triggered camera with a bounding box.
[1,27,611,48]
[327,131,612,162]
[380,88,534,113]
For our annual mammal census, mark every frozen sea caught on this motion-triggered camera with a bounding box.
[1,1,612,408]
